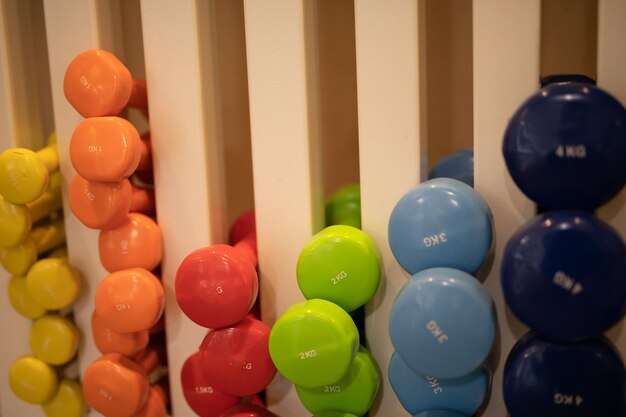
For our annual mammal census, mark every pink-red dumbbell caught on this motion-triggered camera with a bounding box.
[175,210,258,329]
[69,175,155,229]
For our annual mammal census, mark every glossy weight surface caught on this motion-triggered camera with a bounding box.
[502,211,626,341]
[41,379,86,417]
[130,386,167,417]
[82,353,149,417]
[311,413,358,417]
[99,213,163,272]
[200,316,276,397]
[29,315,79,366]
[297,225,380,312]
[0,195,31,247]
[181,352,240,417]
[26,257,80,310]
[0,148,51,205]
[269,299,359,387]
[9,355,58,404]
[429,149,474,187]
[388,178,492,274]
[219,404,277,417]
[504,332,626,417]
[389,352,489,416]
[296,346,380,416]
[70,117,142,182]
[69,175,134,229]
[95,268,164,333]
[390,268,495,379]
[92,312,149,356]
[176,243,258,329]
[325,184,361,228]
[413,411,466,417]
[503,82,626,210]
[8,276,47,319]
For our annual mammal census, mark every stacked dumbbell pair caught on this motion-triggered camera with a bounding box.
[0,134,85,416]
[501,75,626,417]
[176,210,278,417]
[63,49,168,417]
[386,176,496,417]
[268,185,382,417]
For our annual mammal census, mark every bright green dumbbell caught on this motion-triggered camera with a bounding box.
[325,184,360,229]
[296,346,380,416]
[312,412,358,417]
[297,225,380,312]
[269,299,359,388]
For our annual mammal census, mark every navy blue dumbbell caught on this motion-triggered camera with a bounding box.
[429,149,474,187]
[502,210,626,341]
[503,78,626,211]
[504,331,626,417]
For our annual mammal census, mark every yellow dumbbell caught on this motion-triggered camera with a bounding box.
[8,276,47,319]
[0,171,63,248]
[41,379,86,417]
[0,218,66,276]
[25,257,80,311]
[9,355,58,404]
[29,315,79,366]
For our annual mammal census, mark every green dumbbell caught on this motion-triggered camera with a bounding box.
[312,412,358,417]
[325,184,360,229]
[297,225,380,312]
[296,346,380,416]
[269,299,359,388]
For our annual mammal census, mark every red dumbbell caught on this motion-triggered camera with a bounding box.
[99,212,163,273]
[64,49,148,118]
[70,117,152,183]
[92,311,149,356]
[182,352,240,417]
[175,210,258,329]
[219,404,277,417]
[94,268,164,333]
[199,316,276,397]
[82,353,149,417]
[69,175,155,229]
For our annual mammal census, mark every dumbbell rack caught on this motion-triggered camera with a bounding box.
[0,0,624,416]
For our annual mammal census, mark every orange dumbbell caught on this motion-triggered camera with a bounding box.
[130,386,167,417]
[99,212,162,273]
[94,268,164,333]
[83,353,150,417]
[69,175,155,230]
[64,49,148,118]
[92,312,149,357]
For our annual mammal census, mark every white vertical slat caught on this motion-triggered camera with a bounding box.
[244,0,323,414]
[597,0,626,350]
[44,2,124,417]
[0,1,46,415]
[473,0,540,415]
[354,1,426,415]
[140,1,228,415]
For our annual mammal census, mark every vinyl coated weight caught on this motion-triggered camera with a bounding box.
[429,149,474,187]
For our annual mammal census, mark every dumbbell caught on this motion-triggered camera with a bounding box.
[311,413,358,417]
[70,116,147,182]
[0,217,66,276]
[64,48,148,118]
[41,378,86,417]
[325,184,361,229]
[8,276,47,319]
[29,314,79,366]
[502,210,626,341]
[82,353,150,417]
[94,267,164,333]
[181,351,241,417]
[0,144,59,205]
[92,311,149,356]
[0,171,62,248]
[129,386,167,417]
[99,212,163,272]
[25,257,80,311]
[503,78,626,211]
[296,225,380,313]
[295,346,380,416]
[388,351,489,416]
[429,149,474,187]
[503,332,626,417]
[388,178,493,275]
[9,355,58,404]
[69,175,155,229]
[389,268,496,379]
[269,299,359,388]
[176,210,258,329]
[219,404,277,417]
[199,315,276,397]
